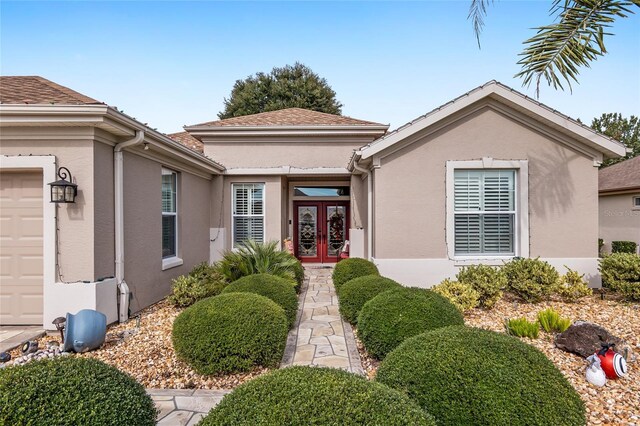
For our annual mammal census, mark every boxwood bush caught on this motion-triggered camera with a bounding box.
[376,326,585,426]
[357,287,464,360]
[172,292,288,374]
[502,257,560,303]
[0,357,157,425]
[332,258,379,291]
[200,366,435,426]
[338,275,401,324]
[221,273,298,327]
[456,264,505,308]
[168,262,227,308]
[612,240,638,254]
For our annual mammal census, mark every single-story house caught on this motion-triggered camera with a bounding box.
[598,156,640,254]
[0,76,626,328]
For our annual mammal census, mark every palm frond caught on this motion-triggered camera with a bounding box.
[468,0,495,47]
[516,0,638,97]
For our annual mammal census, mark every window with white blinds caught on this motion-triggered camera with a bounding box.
[232,183,265,247]
[454,170,515,255]
[162,169,178,258]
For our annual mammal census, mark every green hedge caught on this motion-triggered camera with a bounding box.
[172,293,288,374]
[0,357,157,425]
[357,287,464,360]
[599,253,640,301]
[338,275,401,324]
[222,274,298,327]
[612,240,638,254]
[503,258,560,303]
[376,326,585,426]
[200,366,435,426]
[332,258,379,291]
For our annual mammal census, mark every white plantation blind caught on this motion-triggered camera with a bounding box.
[454,170,515,255]
[232,183,265,247]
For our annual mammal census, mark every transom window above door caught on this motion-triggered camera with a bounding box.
[294,186,350,197]
[453,169,516,256]
[232,183,265,247]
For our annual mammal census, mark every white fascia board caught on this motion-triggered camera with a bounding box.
[360,82,626,160]
[224,166,350,176]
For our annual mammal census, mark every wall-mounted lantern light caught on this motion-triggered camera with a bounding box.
[48,166,77,203]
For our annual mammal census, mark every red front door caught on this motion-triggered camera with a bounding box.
[294,201,349,263]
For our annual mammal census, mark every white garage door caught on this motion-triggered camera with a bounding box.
[0,171,44,325]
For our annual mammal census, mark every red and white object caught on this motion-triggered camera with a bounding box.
[597,343,628,380]
[585,354,607,387]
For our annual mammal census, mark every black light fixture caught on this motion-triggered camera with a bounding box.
[48,167,77,203]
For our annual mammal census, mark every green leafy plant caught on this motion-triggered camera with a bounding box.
[201,366,435,426]
[599,238,605,256]
[599,253,640,300]
[376,326,586,426]
[221,274,298,327]
[0,357,157,425]
[332,258,379,292]
[503,257,560,303]
[612,240,638,254]
[557,268,592,302]
[506,317,540,339]
[338,275,401,324]
[172,292,288,375]
[456,264,505,309]
[537,308,571,333]
[218,240,304,292]
[432,279,480,312]
[168,262,227,308]
[357,287,464,360]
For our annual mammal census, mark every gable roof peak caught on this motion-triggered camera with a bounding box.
[0,75,103,105]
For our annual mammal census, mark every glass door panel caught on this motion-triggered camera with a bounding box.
[298,206,318,258]
[326,205,346,257]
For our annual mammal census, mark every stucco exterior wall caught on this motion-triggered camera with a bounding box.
[122,151,211,312]
[222,175,283,249]
[93,140,115,279]
[599,192,640,253]
[0,127,96,282]
[202,140,363,169]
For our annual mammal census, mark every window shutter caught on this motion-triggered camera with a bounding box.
[232,183,265,246]
[455,214,481,254]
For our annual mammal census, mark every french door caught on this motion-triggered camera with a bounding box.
[294,201,349,263]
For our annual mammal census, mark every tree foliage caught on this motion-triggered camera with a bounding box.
[591,113,639,166]
[219,63,343,119]
[469,0,639,97]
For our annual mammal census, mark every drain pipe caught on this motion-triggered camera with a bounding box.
[114,130,144,323]
[352,162,373,260]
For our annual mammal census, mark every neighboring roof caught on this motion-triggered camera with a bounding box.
[0,76,102,105]
[168,131,204,153]
[599,156,640,193]
[353,81,626,167]
[188,108,386,128]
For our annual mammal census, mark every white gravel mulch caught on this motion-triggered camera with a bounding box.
[356,294,640,426]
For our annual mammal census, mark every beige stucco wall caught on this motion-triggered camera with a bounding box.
[0,127,96,281]
[599,192,640,253]
[221,175,284,249]
[373,106,599,260]
[203,140,363,169]
[93,140,115,279]
[122,151,212,312]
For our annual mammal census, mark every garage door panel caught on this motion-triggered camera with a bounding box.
[0,171,44,325]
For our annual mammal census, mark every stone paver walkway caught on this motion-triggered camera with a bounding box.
[281,266,363,374]
[0,326,46,352]
[148,389,230,425]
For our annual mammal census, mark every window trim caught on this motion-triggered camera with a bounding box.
[231,182,266,248]
[633,196,640,210]
[446,158,529,262]
[161,168,182,269]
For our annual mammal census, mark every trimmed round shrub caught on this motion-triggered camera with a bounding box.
[357,287,464,360]
[456,264,505,308]
[503,257,560,303]
[332,258,379,291]
[172,293,288,374]
[376,326,585,426]
[200,366,435,426]
[432,279,480,312]
[222,273,298,327]
[338,275,402,324]
[0,357,157,425]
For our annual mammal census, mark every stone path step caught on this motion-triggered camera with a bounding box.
[148,389,230,425]
[281,266,363,374]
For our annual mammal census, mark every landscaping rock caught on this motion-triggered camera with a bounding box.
[555,321,624,358]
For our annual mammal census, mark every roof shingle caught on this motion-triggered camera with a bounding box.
[167,131,204,153]
[599,156,640,193]
[188,108,385,127]
[0,76,102,105]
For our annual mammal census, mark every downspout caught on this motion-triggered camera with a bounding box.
[352,162,373,260]
[114,130,144,323]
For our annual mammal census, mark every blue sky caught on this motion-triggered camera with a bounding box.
[1,1,638,134]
